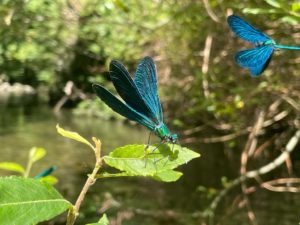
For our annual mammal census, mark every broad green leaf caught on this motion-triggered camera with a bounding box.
[103,144,199,182]
[0,162,25,175]
[29,147,46,162]
[0,176,71,225]
[56,124,94,150]
[87,214,109,225]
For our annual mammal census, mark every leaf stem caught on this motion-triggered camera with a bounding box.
[24,150,35,178]
[66,138,102,225]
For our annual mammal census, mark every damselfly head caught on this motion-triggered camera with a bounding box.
[167,133,178,144]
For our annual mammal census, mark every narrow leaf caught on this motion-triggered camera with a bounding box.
[0,176,71,225]
[0,162,25,175]
[56,124,94,150]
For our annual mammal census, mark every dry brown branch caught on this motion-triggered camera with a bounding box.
[253,135,277,158]
[281,95,300,111]
[202,0,220,23]
[240,111,265,225]
[182,125,207,136]
[181,110,288,144]
[261,178,300,193]
[205,130,300,223]
[202,35,213,98]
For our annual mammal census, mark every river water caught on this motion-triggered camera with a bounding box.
[0,105,299,225]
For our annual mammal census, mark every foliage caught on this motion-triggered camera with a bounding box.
[2,1,300,223]
[73,98,123,119]
[1,0,300,132]
[0,147,58,184]
[0,176,71,225]
[0,124,198,225]
[56,125,198,224]
[0,0,70,85]
[57,125,199,182]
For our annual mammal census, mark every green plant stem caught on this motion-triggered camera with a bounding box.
[66,138,102,225]
[24,158,33,178]
[66,162,101,225]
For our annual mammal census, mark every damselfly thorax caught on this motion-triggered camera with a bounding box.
[256,39,276,47]
[154,122,177,144]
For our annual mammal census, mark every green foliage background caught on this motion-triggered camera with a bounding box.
[1,0,300,131]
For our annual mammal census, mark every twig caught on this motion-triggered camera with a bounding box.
[281,95,300,111]
[66,138,102,225]
[261,178,300,193]
[181,130,248,144]
[181,110,289,144]
[54,81,87,113]
[202,0,220,23]
[206,130,300,222]
[253,135,277,159]
[240,111,265,225]
[182,125,207,136]
[202,35,213,99]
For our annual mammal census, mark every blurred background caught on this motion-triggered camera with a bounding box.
[1,0,300,224]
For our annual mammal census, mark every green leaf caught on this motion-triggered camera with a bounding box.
[242,8,278,14]
[292,3,300,12]
[39,175,58,185]
[281,16,298,25]
[87,214,109,225]
[265,0,282,8]
[0,176,71,225]
[0,162,25,175]
[56,124,94,150]
[154,170,183,182]
[29,147,46,162]
[103,144,199,182]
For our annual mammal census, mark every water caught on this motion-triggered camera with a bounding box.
[0,106,300,225]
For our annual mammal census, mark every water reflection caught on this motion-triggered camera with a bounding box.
[0,106,300,225]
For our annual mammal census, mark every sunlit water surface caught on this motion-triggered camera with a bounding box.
[0,106,299,225]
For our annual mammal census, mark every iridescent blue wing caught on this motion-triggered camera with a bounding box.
[134,57,163,122]
[109,60,158,123]
[227,15,271,43]
[235,45,274,76]
[92,84,156,130]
